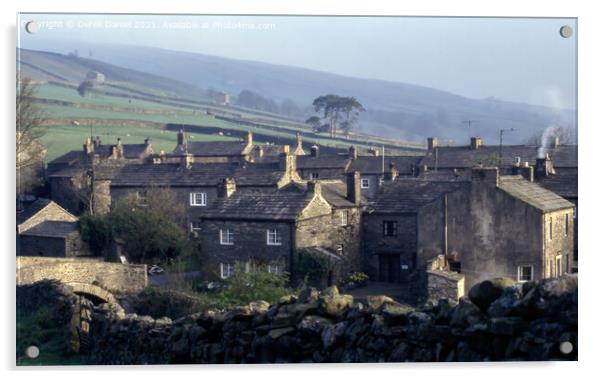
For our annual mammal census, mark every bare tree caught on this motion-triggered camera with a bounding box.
[16,77,48,194]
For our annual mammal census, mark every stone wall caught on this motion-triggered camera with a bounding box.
[84,275,577,364]
[427,270,465,304]
[16,257,147,293]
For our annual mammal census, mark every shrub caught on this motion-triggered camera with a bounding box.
[79,213,112,256]
[340,272,369,289]
[295,249,334,287]
[216,263,294,307]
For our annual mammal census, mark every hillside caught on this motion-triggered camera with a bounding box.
[18,49,421,161]
[20,41,576,144]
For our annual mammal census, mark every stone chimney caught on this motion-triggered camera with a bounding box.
[83,137,94,154]
[217,178,236,198]
[279,145,297,174]
[144,137,151,147]
[346,171,361,205]
[94,136,102,148]
[535,153,556,178]
[470,137,483,150]
[427,137,438,151]
[177,129,187,147]
[553,136,561,148]
[471,167,499,186]
[349,145,358,160]
[307,180,322,198]
[180,153,194,169]
[244,130,253,146]
[310,145,320,157]
[384,162,398,181]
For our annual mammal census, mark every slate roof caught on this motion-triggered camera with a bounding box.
[297,155,351,169]
[419,145,577,169]
[371,180,467,214]
[279,180,366,208]
[49,143,151,165]
[348,156,422,175]
[16,198,52,225]
[173,140,252,157]
[110,163,284,187]
[499,176,575,212]
[536,168,578,199]
[200,191,312,221]
[21,220,78,238]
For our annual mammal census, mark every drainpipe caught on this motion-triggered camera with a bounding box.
[444,193,449,260]
[290,221,296,282]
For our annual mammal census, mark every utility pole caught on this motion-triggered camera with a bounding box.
[462,120,479,128]
[499,128,515,166]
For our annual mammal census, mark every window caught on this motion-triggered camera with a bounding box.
[190,221,201,234]
[383,221,398,237]
[267,264,282,275]
[220,229,234,245]
[565,214,569,236]
[361,178,370,189]
[267,229,282,246]
[336,244,344,254]
[220,263,234,279]
[340,210,348,226]
[548,218,553,241]
[565,254,570,274]
[309,172,319,180]
[136,191,148,206]
[517,265,533,282]
[190,192,207,206]
[556,255,562,277]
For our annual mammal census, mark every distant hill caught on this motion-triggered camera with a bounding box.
[19,42,576,144]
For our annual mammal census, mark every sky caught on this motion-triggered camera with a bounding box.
[18,14,577,110]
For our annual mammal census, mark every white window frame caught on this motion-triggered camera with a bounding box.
[190,221,201,234]
[383,220,397,237]
[267,263,282,275]
[340,210,348,226]
[517,265,533,282]
[309,172,319,180]
[220,263,234,279]
[267,229,282,246]
[220,229,234,245]
[361,178,370,189]
[190,192,207,207]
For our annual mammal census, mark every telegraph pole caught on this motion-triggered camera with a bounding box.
[462,120,479,128]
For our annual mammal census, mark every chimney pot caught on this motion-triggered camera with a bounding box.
[554,136,561,148]
[470,137,483,150]
[310,145,320,157]
[217,178,236,198]
[181,153,194,169]
[177,129,186,147]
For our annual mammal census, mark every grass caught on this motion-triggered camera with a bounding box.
[16,308,85,366]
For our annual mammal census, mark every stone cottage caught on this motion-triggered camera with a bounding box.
[198,173,365,283]
[366,167,574,294]
[17,198,89,257]
[110,150,301,233]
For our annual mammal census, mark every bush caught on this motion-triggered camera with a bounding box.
[79,213,112,256]
[340,272,369,289]
[295,249,333,287]
[216,263,293,307]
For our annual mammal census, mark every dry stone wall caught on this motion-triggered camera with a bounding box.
[86,275,577,364]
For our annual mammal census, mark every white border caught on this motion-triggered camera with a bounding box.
[3,1,600,378]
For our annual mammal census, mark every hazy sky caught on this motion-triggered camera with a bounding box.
[18,14,577,109]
